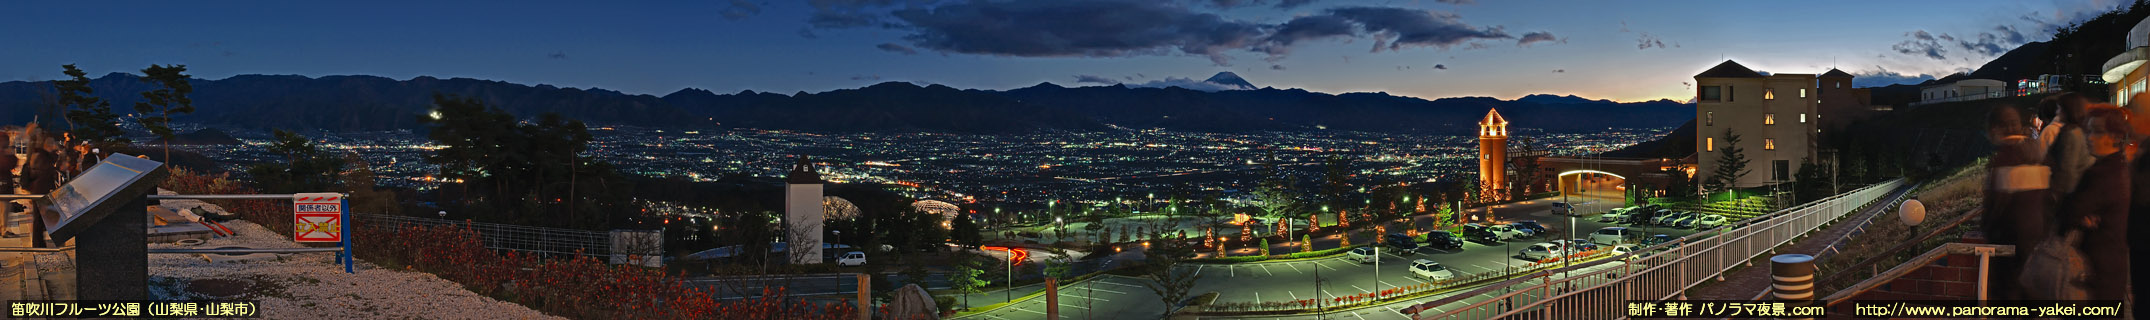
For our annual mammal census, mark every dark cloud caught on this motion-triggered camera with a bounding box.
[891,0,1266,65]
[807,0,902,10]
[798,28,820,39]
[810,11,884,29]
[547,52,568,59]
[850,75,883,81]
[1188,0,1320,9]
[1852,66,1939,87]
[720,0,761,20]
[1517,31,1559,47]
[1276,0,1317,9]
[1271,64,1286,70]
[1433,64,1447,70]
[1435,0,1475,4]
[1073,74,1120,84]
[1891,25,2036,60]
[1262,6,1515,58]
[876,43,919,55]
[1552,69,1565,73]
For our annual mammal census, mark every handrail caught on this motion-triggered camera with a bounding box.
[1412,178,1907,319]
[1820,243,2014,305]
[1810,207,1984,298]
[148,194,307,200]
[147,247,345,254]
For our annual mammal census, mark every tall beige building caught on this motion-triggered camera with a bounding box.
[1693,60,1819,189]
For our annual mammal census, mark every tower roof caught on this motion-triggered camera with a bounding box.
[1480,108,1508,125]
[787,155,823,184]
[1820,68,1854,78]
[1695,60,1764,78]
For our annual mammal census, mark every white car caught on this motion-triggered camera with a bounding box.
[1693,215,1729,229]
[835,251,868,266]
[1518,243,1568,261]
[1598,208,1631,222]
[1611,244,1639,260]
[1346,246,1378,264]
[1589,227,1636,245]
[1410,259,1456,281]
[1487,224,1531,240]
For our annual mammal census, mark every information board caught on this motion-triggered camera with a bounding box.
[292,193,344,243]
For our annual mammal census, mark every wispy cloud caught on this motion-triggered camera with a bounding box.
[1073,74,1119,84]
[875,43,918,55]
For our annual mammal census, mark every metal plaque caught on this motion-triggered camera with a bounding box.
[43,154,167,241]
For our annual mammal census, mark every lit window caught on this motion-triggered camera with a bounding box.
[1707,137,1715,152]
[1765,138,1776,150]
[1800,113,1807,123]
[1835,82,1841,89]
[1764,88,1776,100]
[1764,113,1776,125]
[1799,88,1807,98]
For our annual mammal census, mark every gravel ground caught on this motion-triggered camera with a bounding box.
[146,192,561,320]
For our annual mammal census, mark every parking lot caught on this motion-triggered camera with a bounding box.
[963,275,1160,320]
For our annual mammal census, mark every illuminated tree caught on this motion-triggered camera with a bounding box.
[1300,234,1312,252]
[1258,238,1270,256]
[1704,128,1751,196]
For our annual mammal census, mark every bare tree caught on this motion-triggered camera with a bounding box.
[1138,235,1203,319]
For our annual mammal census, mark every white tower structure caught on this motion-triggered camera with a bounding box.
[785,155,826,264]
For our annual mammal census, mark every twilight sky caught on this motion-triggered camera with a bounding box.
[0,0,2126,102]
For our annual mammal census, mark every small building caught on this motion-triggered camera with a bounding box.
[1693,60,1820,189]
[1915,79,2007,106]
[2104,14,2150,107]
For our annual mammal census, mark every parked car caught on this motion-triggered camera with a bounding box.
[1422,231,1465,250]
[1654,211,1693,226]
[1630,209,1670,224]
[1550,202,1573,215]
[1461,225,1502,243]
[1611,244,1638,259]
[1486,224,1531,240]
[1638,234,1675,247]
[1519,243,1568,260]
[1674,214,1703,228]
[1511,220,1549,234]
[1566,239,1602,252]
[1385,233,1419,252]
[1599,208,1632,222]
[835,251,868,266]
[1347,246,1378,264]
[1589,227,1636,245]
[1693,215,1729,229]
[1410,259,1457,281]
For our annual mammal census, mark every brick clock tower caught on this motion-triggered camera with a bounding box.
[1478,109,1509,202]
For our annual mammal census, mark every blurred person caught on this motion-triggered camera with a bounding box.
[0,130,15,238]
[2048,93,2095,196]
[1982,105,2044,299]
[2036,94,2063,148]
[20,138,59,247]
[2065,104,2132,302]
[73,143,95,172]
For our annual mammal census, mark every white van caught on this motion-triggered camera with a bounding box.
[1347,247,1378,264]
[1410,259,1456,281]
[835,251,868,266]
[1589,227,1635,245]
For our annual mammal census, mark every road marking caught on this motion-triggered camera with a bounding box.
[1324,289,1338,300]
[1058,303,1089,310]
[1255,292,1260,303]
[1093,280,1144,289]
[1353,311,1369,320]
[1075,285,1127,295]
[1010,307,1048,315]
[1379,280,1400,289]
[1231,265,1237,277]
[1317,260,1339,271]
[1289,290,1299,300]
[1287,262,1304,274]
[1262,265,1274,276]
[980,314,1009,320]
[1353,284,1372,294]
[1193,265,1204,277]
[1386,305,1402,315]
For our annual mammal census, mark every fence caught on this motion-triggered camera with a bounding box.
[1190,249,1619,315]
[354,213,643,260]
[1414,178,1907,319]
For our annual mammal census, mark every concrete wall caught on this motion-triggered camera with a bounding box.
[1846,252,1988,301]
[1696,74,1818,189]
[785,183,824,264]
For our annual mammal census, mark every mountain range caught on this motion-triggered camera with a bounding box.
[0,72,1693,134]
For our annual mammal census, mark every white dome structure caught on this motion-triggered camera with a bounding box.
[824,196,861,220]
[912,200,961,228]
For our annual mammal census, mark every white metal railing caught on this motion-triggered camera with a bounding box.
[1416,179,1907,319]
[1907,91,2008,106]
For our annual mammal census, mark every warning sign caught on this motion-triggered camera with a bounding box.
[293,193,345,243]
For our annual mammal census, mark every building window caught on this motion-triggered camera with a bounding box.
[1764,113,1775,125]
[1727,86,1735,102]
[1707,137,1715,152]
[1835,82,1841,89]
[1765,138,1776,150]
[1765,88,1776,100]
[1699,86,1723,102]
[1800,113,1807,123]
[1772,160,1791,181]
[1706,112,1714,126]
[1799,88,1807,98]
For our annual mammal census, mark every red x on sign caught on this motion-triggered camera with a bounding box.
[293,193,345,243]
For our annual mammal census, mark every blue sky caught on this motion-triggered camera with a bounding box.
[0,0,2125,102]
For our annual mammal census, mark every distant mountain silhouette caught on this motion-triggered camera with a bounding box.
[1599,119,1695,159]
[0,73,1692,134]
